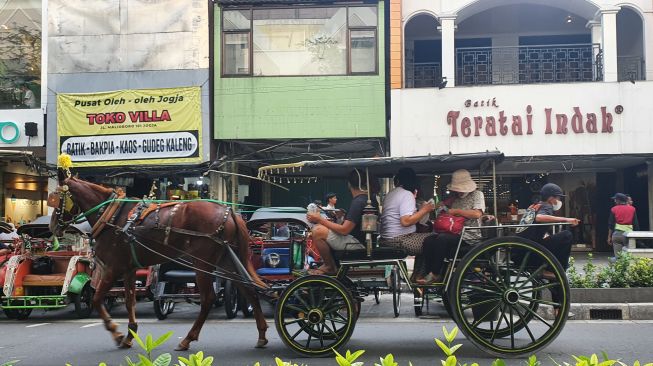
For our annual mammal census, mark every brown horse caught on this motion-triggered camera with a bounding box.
[49,172,268,351]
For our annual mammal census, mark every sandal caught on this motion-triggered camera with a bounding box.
[416,273,442,285]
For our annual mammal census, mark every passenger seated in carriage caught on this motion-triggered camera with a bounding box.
[378,167,436,256]
[419,169,486,284]
[516,183,579,272]
[306,169,377,275]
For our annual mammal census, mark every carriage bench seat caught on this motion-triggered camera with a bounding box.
[159,270,196,282]
[22,274,66,287]
[334,247,407,261]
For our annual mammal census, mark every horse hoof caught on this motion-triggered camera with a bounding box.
[118,340,132,349]
[255,338,268,348]
[114,334,125,347]
[175,342,190,352]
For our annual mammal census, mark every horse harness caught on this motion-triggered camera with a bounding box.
[94,198,235,269]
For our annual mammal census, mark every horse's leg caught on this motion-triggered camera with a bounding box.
[176,270,216,351]
[236,283,268,348]
[118,270,138,348]
[93,270,124,346]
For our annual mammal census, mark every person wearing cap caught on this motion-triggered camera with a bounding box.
[379,167,436,257]
[417,169,486,284]
[516,183,580,270]
[608,193,639,256]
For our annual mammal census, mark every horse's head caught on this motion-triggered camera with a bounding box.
[48,169,81,237]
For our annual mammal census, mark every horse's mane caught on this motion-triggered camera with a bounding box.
[66,177,115,196]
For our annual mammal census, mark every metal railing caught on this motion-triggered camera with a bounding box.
[405,62,441,88]
[456,43,603,86]
[618,56,645,82]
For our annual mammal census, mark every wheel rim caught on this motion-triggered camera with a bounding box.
[392,267,401,317]
[276,276,355,356]
[450,239,569,356]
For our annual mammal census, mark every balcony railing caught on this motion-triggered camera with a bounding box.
[618,56,645,82]
[405,62,441,88]
[456,43,603,86]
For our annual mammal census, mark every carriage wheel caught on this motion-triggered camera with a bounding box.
[413,288,423,317]
[74,283,94,318]
[449,236,570,357]
[102,296,116,315]
[391,266,401,317]
[275,275,356,357]
[3,308,32,320]
[224,280,239,319]
[238,293,254,318]
[153,299,174,320]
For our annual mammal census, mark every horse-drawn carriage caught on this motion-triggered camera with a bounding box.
[257,151,571,358]
[48,151,569,357]
[0,216,94,319]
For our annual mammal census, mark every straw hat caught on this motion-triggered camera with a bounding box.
[447,169,477,193]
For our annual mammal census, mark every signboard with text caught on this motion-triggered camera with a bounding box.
[390,82,653,157]
[57,87,202,167]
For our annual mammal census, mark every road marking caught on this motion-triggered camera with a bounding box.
[81,322,103,328]
[26,323,50,328]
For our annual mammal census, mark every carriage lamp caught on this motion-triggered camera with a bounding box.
[361,203,378,233]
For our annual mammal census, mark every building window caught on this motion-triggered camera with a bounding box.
[222,5,378,77]
[0,2,42,109]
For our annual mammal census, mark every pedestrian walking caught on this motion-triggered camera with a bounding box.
[608,193,639,257]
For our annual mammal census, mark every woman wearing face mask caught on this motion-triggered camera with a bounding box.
[418,169,485,284]
[516,183,580,271]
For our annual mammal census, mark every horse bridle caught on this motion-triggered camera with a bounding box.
[49,184,82,234]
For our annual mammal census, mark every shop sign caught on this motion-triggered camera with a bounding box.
[57,87,202,167]
[447,99,616,138]
[0,109,45,147]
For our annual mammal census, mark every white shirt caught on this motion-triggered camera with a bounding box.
[380,187,416,238]
[24,89,36,108]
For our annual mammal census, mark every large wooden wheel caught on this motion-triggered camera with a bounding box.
[449,236,570,357]
[275,275,356,357]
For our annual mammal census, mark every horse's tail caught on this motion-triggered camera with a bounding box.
[232,210,267,288]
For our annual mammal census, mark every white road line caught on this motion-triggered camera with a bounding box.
[81,323,103,328]
[26,323,50,328]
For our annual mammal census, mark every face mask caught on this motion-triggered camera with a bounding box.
[553,199,563,211]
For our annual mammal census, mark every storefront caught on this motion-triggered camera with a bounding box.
[391,81,653,251]
[0,0,47,224]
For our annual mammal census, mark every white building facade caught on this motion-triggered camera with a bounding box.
[390,0,653,251]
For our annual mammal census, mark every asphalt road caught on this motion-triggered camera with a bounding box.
[1,295,652,366]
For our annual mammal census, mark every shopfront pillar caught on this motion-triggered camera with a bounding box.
[599,7,620,82]
[439,15,457,88]
[644,12,653,81]
[587,20,603,80]
[648,161,653,230]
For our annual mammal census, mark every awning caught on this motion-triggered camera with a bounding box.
[258,151,504,180]
[17,215,92,238]
[246,207,312,229]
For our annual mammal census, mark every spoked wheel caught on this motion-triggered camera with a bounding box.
[449,236,570,357]
[275,275,356,357]
[391,266,401,317]
[3,308,32,320]
[224,280,239,319]
[103,297,116,315]
[153,299,175,320]
[238,293,254,318]
[74,283,94,318]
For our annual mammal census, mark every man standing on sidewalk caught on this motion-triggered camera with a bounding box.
[608,193,639,258]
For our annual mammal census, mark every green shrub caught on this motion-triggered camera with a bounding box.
[568,253,653,288]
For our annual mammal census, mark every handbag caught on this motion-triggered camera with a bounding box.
[433,213,466,235]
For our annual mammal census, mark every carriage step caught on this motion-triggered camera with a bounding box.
[22,274,66,287]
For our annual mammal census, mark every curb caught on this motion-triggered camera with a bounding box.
[566,302,653,320]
